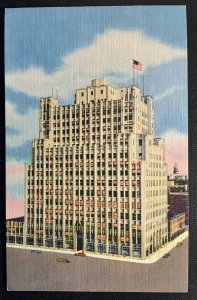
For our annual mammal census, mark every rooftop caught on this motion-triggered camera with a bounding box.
[168,211,185,220]
[6,216,24,222]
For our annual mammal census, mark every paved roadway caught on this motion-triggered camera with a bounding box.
[6,238,188,292]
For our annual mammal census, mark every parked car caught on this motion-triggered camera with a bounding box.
[31,250,41,254]
[56,258,69,263]
[163,253,170,258]
[176,242,183,247]
[74,251,86,257]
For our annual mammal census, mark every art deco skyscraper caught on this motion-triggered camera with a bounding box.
[24,78,168,259]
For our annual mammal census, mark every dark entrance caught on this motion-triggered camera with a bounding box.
[75,221,83,251]
[77,233,83,251]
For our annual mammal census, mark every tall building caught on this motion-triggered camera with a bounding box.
[20,78,168,259]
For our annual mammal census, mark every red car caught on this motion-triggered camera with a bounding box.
[74,251,86,257]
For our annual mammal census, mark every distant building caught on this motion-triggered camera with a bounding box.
[168,212,185,241]
[168,163,188,191]
[168,164,189,226]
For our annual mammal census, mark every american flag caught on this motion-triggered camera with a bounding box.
[133,59,143,71]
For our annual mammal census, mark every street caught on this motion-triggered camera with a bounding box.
[6,238,188,292]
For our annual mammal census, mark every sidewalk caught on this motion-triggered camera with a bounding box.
[7,231,188,264]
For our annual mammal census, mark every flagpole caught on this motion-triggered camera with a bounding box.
[133,61,135,86]
[143,75,144,96]
[133,60,143,90]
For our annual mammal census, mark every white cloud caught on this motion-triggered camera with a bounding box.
[6,100,39,147]
[161,129,188,175]
[5,29,186,101]
[155,85,186,102]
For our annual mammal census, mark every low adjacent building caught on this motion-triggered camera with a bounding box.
[168,212,185,241]
[168,192,189,226]
[6,217,24,244]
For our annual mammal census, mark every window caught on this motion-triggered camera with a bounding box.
[81,92,84,97]
[91,91,93,95]
[101,90,103,94]
[139,139,142,146]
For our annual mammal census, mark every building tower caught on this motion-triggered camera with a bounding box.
[23,78,168,259]
[173,163,179,176]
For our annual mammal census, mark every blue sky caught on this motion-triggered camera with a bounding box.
[5,6,188,216]
[5,7,187,74]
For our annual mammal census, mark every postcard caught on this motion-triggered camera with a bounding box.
[5,6,188,292]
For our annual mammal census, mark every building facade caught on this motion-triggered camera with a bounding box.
[168,192,189,226]
[168,212,185,241]
[11,79,168,259]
